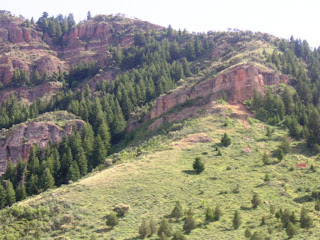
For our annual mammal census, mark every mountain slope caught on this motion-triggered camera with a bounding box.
[1,107,317,239]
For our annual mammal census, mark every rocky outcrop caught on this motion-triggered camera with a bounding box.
[0,81,62,104]
[150,64,288,119]
[0,115,85,175]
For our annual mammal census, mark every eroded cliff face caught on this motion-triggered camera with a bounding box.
[62,18,162,66]
[0,117,85,175]
[0,16,67,87]
[150,64,288,119]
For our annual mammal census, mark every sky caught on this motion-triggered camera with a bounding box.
[2,0,320,48]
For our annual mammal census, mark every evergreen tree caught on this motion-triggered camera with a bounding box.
[182,58,192,77]
[221,133,231,147]
[233,210,241,229]
[0,184,7,209]
[4,160,15,183]
[16,183,27,201]
[91,135,107,169]
[67,161,81,182]
[41,168,55,190]
[75,147,88,176]
[193,157,205,174]
[5,180,16,206]
[111,100,126,141]
[27,174,38,195]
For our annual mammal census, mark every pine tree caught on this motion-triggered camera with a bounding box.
[67,161,81,182]
[233,210,241,229]
[111,100,126,141]
[28,146,40,175]
[41,168,55,190]
[157,219,172,238]
[98,121,111,153]
[4,160,15,183]
[221,133,231,147]
[27,174,38,195]
[5,180,16,206]
[16,183,27,201]
[171,201,184,220]
[182,58,192,77]
[193,157,205,174]
[75,147,88,176]
[91,135,107,169]
[0,184,7,209]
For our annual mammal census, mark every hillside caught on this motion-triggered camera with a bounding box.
[1,107,319,239]
[1,9,320,240]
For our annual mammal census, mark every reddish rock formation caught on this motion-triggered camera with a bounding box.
[127,64,289,132]
[0,117,85,176]
[150,64,288,119]
[0,82,62,104]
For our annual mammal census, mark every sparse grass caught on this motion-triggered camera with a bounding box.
[12,110,320,239]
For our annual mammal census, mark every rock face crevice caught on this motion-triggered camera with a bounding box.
[0,119,84,176]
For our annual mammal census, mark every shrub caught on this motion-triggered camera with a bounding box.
[183,215,196,232]
[139,220,151,238]
[286,222,297,238]
[205,207,215,222]
[193,157,205,174]
[171,201,184,220]
[157,219,172,238]
[233,210,241,229]
[245,228,252,238]
[262,152,270,165]
[106,213,118,229]
[251,194,262,209]
[214,205,223,221]
[172,231,187,240]
[300,207,313,229]
[149,217,157,235]
[113,203,130,216]
[264,174,270,182]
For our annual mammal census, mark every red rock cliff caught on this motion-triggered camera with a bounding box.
[0,114,85,176]
[150,64,288,119]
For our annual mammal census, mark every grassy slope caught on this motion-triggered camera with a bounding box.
[19,107,320,240]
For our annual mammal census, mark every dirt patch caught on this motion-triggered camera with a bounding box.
[243,147,251,153]
[228,104,253,129]
[172,133,211,149]
[296,163,307,168]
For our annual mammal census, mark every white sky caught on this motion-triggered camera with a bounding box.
[2,0,320,47]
